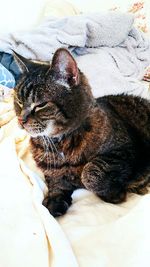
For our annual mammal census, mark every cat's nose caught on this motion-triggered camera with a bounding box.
[18,110,30,125]
[18,114,28,125]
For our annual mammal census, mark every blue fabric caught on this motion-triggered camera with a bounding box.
[0,63,15,88]
[0,52,20,80]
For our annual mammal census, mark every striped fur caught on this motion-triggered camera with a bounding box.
[14,48,150,217]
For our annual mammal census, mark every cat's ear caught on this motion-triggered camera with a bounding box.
[13,51,30,74]
[51,48,79,86]
[13,51,48,74]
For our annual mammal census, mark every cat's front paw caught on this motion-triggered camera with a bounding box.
[42,196,71,217]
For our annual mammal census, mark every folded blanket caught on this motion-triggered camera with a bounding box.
[0,12,150,96]
[0,12,135,58]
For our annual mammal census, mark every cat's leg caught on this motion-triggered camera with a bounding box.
[127,165,150,195]
[43,190,73,217]
[81,156,131,204]
[42,175,74,217]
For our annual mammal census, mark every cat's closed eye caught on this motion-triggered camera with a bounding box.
[34,102,48,112]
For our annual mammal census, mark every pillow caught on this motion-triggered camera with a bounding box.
[43,0,79,18]
[0,64,15,88]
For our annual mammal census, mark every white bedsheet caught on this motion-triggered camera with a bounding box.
[0,81,150,266]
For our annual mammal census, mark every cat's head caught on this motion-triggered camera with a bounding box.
[14,48,94,138]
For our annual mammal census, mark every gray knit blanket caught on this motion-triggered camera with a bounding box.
[0,12,150,98]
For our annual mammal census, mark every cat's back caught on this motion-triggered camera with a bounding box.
[96,94,150,113]
[96,94,150,143]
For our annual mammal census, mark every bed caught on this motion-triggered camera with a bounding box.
[0,1,150,267]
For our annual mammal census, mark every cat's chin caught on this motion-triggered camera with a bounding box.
[29,132,53,138]
[28,130,54,138]
[29,131,63,139]
[28,126,64,140]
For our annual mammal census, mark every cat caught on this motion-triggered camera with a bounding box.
[13,48,150,217]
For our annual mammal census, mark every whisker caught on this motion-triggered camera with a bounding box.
[45,136,52,171]
[50,137,65,160]
[50,138,59,155]
[46,136,56,169]
[42,136,51,171]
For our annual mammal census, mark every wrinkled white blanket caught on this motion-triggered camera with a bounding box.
[0,11,150,267]
[0,130,78,267]
[0,79,150,267]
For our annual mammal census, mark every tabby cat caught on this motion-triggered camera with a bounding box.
[14,48,150,217]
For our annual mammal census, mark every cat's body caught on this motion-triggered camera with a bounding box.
[14,48,150,216]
